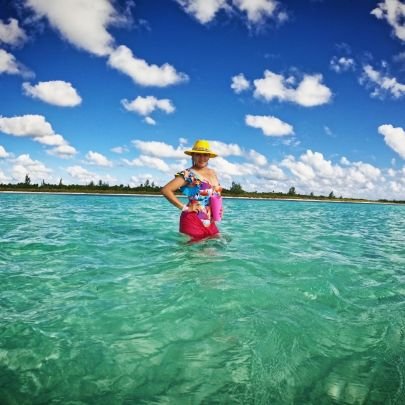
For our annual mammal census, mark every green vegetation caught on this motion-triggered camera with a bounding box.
[0,178,161,195]
[1,177,404,204]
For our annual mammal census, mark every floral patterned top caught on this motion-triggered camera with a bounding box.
[175,168,219,224]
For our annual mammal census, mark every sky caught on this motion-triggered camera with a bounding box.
[1,0,405,199]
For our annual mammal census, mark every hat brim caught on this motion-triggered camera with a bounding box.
[184,150,217,158]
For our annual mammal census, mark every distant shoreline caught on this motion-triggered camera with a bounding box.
[1,190,404,206]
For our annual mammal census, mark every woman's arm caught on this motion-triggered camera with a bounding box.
[161,176,187,210]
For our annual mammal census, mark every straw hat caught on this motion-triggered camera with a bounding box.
[184,139,218,158]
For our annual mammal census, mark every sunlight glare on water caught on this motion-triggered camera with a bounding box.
[0,194,404,404]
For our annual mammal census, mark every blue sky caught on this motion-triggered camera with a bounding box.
[1,0,405,199]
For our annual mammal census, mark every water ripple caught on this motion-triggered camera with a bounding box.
[1,194,404,403]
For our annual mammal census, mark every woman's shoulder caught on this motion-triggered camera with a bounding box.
[175,168,192,181]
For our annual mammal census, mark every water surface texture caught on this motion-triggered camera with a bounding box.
[1,193,404,404]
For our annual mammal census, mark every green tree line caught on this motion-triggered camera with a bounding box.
[1,175,404,204]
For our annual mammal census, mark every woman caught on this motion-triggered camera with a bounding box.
[161,139,222,240]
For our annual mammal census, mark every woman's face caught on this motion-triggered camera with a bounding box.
[192,153,210,168]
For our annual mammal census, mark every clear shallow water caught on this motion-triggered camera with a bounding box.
[0,193,404,404]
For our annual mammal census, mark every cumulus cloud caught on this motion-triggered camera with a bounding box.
[23,1,188,88]
[330,56,355,73]
[11,154,52,182]
[378,124,405,159]
[0,145,10,158]
[108,45,188,87]
[66,165,98,183]
[210,141,243,156]
[0,169,10,183]
[25,0,120,56]
[85,151,113,167]
[123,139,405,199]
[281,150,382,197]
[233,0,278,23]
[0,114,76,158]
[371,0,405,42]
[231,73,250,93]
[361,64,405,98]
[0,49,32,77]
[176,0,285,25]
[22,80,82,107]
[132,140,185,158]
[122,96,175,116]
[245,114,294,136]
[253,70,332,107]
[130,173,155,187]
[0,18,27,46]
[247,149,268,166]
[176,0,226,23]
[47,145,77,158]
[123,155,170,172]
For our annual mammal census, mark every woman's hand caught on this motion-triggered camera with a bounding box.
[187,202,201,213]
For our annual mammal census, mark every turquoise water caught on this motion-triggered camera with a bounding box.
[0,193,404,404]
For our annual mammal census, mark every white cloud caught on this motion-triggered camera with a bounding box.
[66,165,98,183]
[0,114,54,137]
[247,149,267,166]
[245,114,294,136]
[176,0,227,24]
[281,150,383,197]
[22,81,82,107]
[145,116,156,125]
[233,0,278,23]
[111,146,128,154]
[361,64,405,98]
[66,165,116,185]
[378,124,405,159]
[122,96,175,116]
[0,49,32,77]
[210,156,252,176]
[253,70,332,107]
[330,56,355,73]
[25,0,120,56]
[0,170,10,183]
[231,73,250,93]
[132,140,185,158]
[47,144,77,158]
[85,151,113,167]
[116,139,405,199]
[108,45,188,87]
[210,141,243,156]
[34,134,65,146]
[0,114,76,158]
[324,126,333,136]
[0,145,10,158]
[258,164,285,180]
[130,173,155,187]
[23,1,187,88]
[371,0,405,42]
[123,155,170,172]
[294,75,333,107]
[0,18,27,46]
[11,154,52,182]
[176,0,285,25]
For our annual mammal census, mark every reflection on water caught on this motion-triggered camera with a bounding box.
[0,194,404,403]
